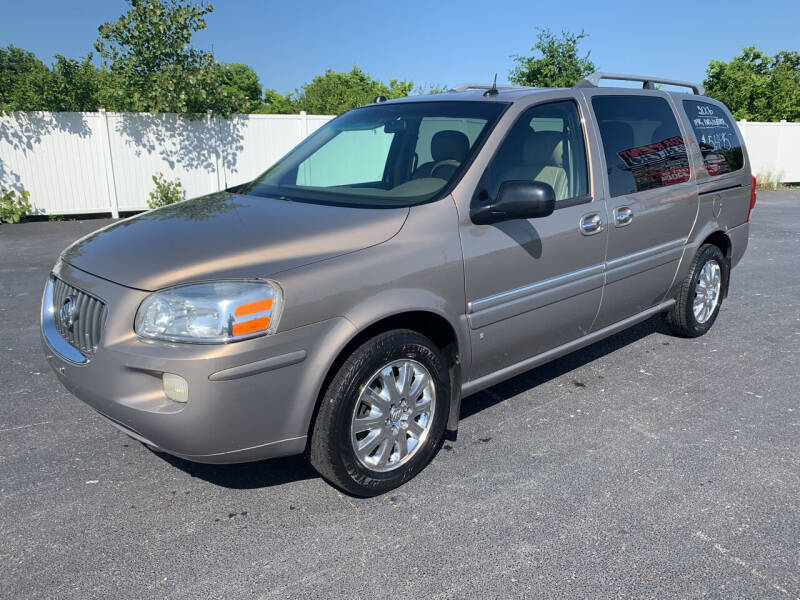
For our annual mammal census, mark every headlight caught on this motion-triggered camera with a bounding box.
[135,280,283,343]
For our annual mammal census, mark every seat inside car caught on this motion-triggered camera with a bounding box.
[598,120,635,165]
[499,130,569,200]
[413,130,470,180]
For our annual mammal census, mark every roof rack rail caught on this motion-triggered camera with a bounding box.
[575,72,705,95]
[448,83,531,93]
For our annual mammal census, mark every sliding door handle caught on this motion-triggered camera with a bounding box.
[580,213,603,235]
[614,206,634,227]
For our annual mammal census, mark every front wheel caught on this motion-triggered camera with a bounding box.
[666,243,728,337]
[309,330,450,497]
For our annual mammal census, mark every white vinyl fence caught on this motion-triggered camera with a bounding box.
[0,111,333,216]
[0,111,797,217]
[737,120,800,183]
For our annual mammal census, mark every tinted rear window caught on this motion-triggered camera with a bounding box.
[592,95,690,197]
[683,100,744,176]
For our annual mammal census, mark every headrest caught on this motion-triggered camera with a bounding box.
[522,131,564,167]
[431,130,470,162]
[652,123,676,143]
[598,121,635,154]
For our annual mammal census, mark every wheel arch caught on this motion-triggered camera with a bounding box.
[701,229,732,259]
[700,230,732,298]
[669,224,733,303]
[305,307,466,448]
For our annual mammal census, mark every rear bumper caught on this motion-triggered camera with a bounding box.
[728,221,749,269]
[42,263,356,464]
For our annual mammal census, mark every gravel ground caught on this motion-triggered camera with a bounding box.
[1,190,798,599]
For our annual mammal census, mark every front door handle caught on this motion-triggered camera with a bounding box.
[614,206,634,227]
[580,213,603,235]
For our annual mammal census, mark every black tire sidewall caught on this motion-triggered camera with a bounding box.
[327,331,450,496]
[684,245,727,336]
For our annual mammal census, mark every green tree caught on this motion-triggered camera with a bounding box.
[48,54,102,111]
[94,0,249,115]
[286,67,413,115]
[509,28,595,88]
[414,82,449,95]
[0,45,102,112]
[0,45,53,111]
[219,63,263,112]
[258,88,300,114]
[258,67,413,115]
[704,47,800,121]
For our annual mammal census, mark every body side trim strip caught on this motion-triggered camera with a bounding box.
[208,350,307,381]
[468,274,603,329]
[605,237,685,268]
[469,263,604,312]
[470,238,685,313]
[605,246,684,285]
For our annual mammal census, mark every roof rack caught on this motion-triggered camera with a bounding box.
[575,72,705,95]
[448,83,531,93]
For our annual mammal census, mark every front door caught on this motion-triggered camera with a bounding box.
[457,98,607,382]
[586,91,699,329]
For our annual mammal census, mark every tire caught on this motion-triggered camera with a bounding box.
[309,329,450,497]
[665,243,728,337]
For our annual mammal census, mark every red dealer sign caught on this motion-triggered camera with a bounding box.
[617,136,690,191]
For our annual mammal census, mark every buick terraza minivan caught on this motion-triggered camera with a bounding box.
[42,73,755,496]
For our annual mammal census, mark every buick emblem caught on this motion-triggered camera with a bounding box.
[60,295,77,331]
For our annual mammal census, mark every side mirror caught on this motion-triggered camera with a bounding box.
[471,180,556,225]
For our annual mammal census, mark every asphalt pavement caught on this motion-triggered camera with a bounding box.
[1,191,798,599]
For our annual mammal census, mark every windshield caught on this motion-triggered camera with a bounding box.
[242,101,507,207]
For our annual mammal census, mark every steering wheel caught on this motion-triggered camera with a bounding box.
[429,159,461,179]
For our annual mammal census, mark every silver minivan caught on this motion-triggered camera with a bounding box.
[42,73,756,496]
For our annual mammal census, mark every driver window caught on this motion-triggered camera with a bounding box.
[484,100,589,203]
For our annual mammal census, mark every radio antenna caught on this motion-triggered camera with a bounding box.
[484,74,499,97]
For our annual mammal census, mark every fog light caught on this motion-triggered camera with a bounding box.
[163,373,188,403]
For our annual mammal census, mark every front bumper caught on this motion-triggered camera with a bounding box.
[42,262,355,463]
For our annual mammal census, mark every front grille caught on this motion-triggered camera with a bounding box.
[51,276,107,357]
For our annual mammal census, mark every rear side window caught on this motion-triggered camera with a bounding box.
[683,100,744,176]
[592,96,690,197]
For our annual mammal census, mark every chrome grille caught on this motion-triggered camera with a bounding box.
[51,276,107,357]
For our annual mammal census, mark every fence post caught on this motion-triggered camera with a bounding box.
[299,110,308,139]
[297,111,310,183]
[205,110,222,192]
[98,109,120,218]
[777,120,787,184]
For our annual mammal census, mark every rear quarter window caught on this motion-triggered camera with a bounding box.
[683,100,744,176]
[592,95,691,197]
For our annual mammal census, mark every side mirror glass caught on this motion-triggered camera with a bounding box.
[471,180,556,225]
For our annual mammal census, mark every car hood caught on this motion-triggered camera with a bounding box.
[61,192,409,291]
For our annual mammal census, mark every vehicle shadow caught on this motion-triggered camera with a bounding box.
[154,451,318,490]
[460,314,672,419]
[156,314,670,490]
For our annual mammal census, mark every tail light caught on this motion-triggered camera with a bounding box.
[747,175,757,222]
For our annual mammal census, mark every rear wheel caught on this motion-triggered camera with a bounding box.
[309,330,449,496]
[666,243,728,337]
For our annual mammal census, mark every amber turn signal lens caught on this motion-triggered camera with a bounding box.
[232,316,271,336]
[234,298,273,317]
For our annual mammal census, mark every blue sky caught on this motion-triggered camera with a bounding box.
[1,0,798,93]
